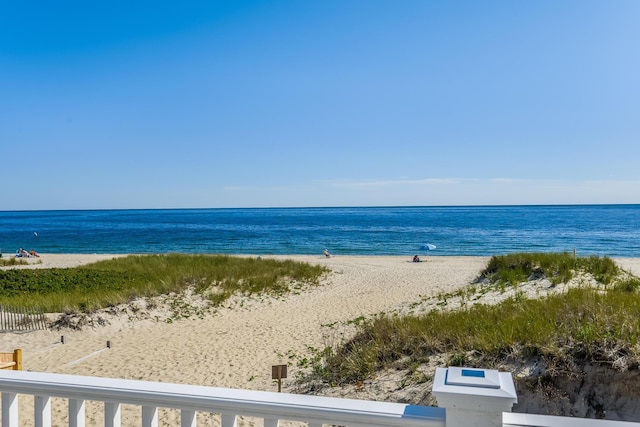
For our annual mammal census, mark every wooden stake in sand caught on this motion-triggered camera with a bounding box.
[271,364,287,392]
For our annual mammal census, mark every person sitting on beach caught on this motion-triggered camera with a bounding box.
[413,255,420,263]
[16,248,30,258]
[323,248,331,258]
[29,249,40,257]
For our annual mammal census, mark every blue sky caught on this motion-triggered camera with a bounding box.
[1,1,639,210]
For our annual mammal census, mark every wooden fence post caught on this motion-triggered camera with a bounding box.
[15,349,22,370]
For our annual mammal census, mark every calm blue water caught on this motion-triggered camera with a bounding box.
[1,205,640,257]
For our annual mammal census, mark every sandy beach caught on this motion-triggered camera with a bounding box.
[3,254,491,388]
[4,254,640,425]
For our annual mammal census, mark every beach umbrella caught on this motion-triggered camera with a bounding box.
[420,244,436,251]
[419,244,436,260]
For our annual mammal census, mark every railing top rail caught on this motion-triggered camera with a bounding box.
[0,370,445,426]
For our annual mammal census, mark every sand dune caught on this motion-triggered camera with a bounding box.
[4,253,640,425]
[4,255,488,389]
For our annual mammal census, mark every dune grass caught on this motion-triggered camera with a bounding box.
[0,254,327,312]
[480,251,620,285]
[303,253,640,386]
[0,257,29,267]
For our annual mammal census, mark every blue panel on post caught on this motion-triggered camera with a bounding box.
[402,404,446,420]
[444,366,501,389]
[461,369,485,378]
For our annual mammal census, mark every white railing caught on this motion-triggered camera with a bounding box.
[4,369,640,427]
[0,370,445,427]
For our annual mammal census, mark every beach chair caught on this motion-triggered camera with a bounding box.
[0,349,22,370]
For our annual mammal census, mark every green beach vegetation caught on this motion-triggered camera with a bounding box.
[482,251,620,286]
[295,252,640,388]
[0,254,327,313]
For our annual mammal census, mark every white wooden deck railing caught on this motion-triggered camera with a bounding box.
[0,370,445,427]
[4,369,640,427]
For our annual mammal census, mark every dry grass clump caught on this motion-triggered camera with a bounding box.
[0,257,29,267]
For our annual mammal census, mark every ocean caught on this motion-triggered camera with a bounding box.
[1,205,640,257]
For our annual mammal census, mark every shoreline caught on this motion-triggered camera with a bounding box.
[5,253,640,276]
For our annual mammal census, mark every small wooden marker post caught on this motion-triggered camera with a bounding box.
[272,364,287,392]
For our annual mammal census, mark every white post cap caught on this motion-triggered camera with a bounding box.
[432,366,517,427]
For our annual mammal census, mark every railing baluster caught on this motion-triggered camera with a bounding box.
[105,402,121,427]
[180,409,197,427]
[2,391,19,426]
[264,418,279,427]
[34,395,52,427]
[69,399,86,427]
[220,412,236,427]
[142,405,158,427]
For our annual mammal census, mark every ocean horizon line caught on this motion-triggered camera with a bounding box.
[2,202,640,213]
